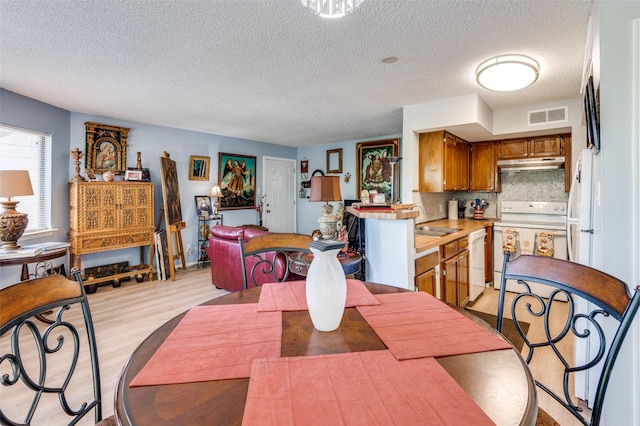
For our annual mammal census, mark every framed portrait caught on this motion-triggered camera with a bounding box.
[125,170,143,181]
[189,155,210,181]
[326,149,343,174]
[356,138,400,203]
[218,152,257,210]
[194,195,213,217]
[85,122,129,175]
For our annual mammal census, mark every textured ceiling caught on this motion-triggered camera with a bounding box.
[0,0,592,146]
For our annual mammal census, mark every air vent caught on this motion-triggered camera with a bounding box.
[527,106,568,126]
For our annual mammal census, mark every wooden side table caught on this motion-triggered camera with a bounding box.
[0,247,68,282]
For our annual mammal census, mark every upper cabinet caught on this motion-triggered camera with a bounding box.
[469,142,500,192]
[419,131,469,192]
[498,135,563,159]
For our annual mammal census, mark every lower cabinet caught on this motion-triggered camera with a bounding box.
[415,251,439,296]
[441,237,470,307]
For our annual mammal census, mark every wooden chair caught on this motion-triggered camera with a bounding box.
[0,271,113,425]
[239,233,312,289]
[496,254,640,426]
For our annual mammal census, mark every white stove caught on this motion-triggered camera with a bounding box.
[493,201,568,297]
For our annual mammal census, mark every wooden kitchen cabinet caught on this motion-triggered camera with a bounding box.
[440,237,469,307]
[469,141,500,192]
[69,182,155,285]
[498,135,563,159]
[415,251,439,297]
[419,131,469,192]
[484,226,493,284]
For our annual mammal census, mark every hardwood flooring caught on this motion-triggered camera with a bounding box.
[3,269,584,425]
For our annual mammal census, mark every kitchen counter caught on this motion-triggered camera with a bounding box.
[346,206,420,220]
[415,218,498,254]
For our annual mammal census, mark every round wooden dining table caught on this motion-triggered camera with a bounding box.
[114,282,537,425]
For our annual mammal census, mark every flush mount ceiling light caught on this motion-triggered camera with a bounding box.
[476,54,540,92]
[301,0,365,19]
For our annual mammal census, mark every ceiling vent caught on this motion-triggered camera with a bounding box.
[527,106,568,126]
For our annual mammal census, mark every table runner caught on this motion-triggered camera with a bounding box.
[242,350,495,426]
[129,304,281,387]
[357,292,512,359]
[257,279,380,312]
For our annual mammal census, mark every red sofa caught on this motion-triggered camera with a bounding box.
[207,225,287,292]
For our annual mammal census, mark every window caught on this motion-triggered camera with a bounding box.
[0,124,50,234]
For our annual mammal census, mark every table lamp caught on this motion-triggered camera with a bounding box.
[309,175,342,239]
[0,170,34,250]
[210,184,223,218]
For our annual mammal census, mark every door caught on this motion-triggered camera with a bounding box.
[263,157,296,233]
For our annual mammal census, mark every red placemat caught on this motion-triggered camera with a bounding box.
[130,304,281,387]
[242,350,495,425]
[357,292,512,359]
[257,279,380,312]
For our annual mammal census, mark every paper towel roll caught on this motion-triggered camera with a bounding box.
[448,199,458,220]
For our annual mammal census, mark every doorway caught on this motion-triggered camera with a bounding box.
[262,157,296,233]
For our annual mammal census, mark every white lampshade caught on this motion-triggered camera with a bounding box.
[210,184,222,198]
[476,54,540,92]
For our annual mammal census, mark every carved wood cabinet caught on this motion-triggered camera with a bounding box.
[69,182,155,284]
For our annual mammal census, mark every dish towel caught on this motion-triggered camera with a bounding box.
[536,230,554,256]
[502,228,517,253]
[518,229,536,255]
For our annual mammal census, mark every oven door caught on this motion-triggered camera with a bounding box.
[493,225,567,298]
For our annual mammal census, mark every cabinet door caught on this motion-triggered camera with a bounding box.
[120,184,154,230]
[456,249,470,306]
[79,184,119,233]
[470,142,497,191]
[418,131,446,192]
[443,135,457,191]
[499,139,528,159]
[455,139,470,191]
[442,257,458,305]
[484,228,493,284]
[529,136,562,157]
[415,268,437,297]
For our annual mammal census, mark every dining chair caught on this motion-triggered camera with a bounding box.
[0,271,114,425]
[239,233,312,289]
[496,253,640,426]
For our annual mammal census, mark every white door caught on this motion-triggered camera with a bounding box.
[263,157,296,233]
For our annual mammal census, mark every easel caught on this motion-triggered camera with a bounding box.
[159,151,187,281]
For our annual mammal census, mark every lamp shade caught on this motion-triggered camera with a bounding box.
[210,184,223,198]
[309,176,342,202]
[0,170,34,199]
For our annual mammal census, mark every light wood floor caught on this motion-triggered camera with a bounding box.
[2,270,584,425]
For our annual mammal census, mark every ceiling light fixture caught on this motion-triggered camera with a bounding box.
[301,0,365,19]
[476,54,540,92]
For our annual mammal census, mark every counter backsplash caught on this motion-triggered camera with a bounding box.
[413,169,568,223]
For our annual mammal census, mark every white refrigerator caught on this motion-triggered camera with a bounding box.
[566,147,602,407]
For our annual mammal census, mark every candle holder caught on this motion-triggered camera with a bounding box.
[70,148,86,182]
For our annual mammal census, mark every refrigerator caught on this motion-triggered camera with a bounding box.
[566,147,602,407]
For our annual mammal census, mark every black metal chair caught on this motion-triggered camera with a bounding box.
[0,271,112,425]
[239,233,313,289]
[496,253,640,426]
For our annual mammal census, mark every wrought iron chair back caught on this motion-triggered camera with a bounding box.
[0,271,103,425]
[239,233,313,289]
[496,253,640,426]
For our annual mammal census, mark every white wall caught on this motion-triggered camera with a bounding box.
[593,2,640,424]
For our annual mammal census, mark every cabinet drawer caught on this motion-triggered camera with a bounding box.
[415,251,439,275]
[442,240,459,259]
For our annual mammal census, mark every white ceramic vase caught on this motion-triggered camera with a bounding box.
[306,246,347,332]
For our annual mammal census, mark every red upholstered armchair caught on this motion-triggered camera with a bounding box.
[207,225,287,292]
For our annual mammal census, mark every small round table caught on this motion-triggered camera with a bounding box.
[288,251,362,276]
[0,247,68,281]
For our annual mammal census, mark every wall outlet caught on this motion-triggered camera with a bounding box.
[186,244,192,258]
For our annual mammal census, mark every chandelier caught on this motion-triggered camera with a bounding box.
[301,0,365,19]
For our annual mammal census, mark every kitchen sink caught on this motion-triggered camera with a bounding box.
[415,225,460,238]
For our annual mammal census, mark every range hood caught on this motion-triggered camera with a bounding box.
[497,157,565,172]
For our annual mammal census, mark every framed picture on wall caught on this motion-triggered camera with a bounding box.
[189,155,210,181]
[218,152,257,210]
[84,122,130,175]
[355,138,399,203]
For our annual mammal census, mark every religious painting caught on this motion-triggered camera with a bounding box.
[85,122,129,175]
[355,138,399,203]
[218,152,256,210]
